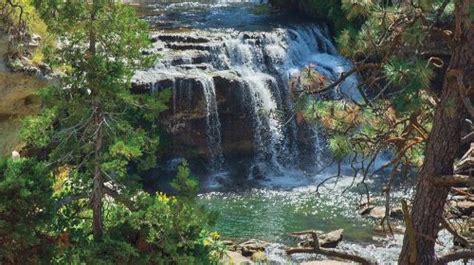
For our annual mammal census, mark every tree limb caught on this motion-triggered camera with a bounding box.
[431,175,473,187]
[436,250,474,265]
[440,217,469,247]
[56,193,88,208]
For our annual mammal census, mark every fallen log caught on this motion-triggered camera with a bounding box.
[286,230,376,265]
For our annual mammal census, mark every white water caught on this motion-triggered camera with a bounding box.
[201,76,225,170]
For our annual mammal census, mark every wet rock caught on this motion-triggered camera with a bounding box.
[238,239,269,257]
[178,63,212,70]
[389,207,404,219]
[319,229,344,248]
[362,206,404,220]
[250,251,267,262]
[165,43,213,51]
[222,240,237,251]
[224,251,254,265]
[152,34,210,44]
[298,229,343,249]
[358,206,374,216]
[366,206,386,219]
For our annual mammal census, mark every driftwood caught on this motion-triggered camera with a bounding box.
[286,230,376,265]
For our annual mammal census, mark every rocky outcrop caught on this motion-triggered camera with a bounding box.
[0,34,47,155]
[359,206,404,220]
[297,229,344,249]
[237,239,270,257]
[224,251,254,265]
[220,239,270,264]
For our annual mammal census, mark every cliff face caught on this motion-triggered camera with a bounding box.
[0,34,46,156]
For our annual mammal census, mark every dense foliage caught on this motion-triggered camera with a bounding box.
[0,158,55,264]
[1,1,223,264]
[292,0,455,193]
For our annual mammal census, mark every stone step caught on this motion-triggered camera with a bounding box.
[178,63,212,70]
[165,43,214,51]
[165,51,211,66]
[151,34,211,44]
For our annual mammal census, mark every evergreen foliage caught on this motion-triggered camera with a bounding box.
[0,158,55,264]
[0,1,224,263]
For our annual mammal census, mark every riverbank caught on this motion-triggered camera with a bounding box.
[200,174,469,263]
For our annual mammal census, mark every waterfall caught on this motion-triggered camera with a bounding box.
[200,76,224,170]
[133,17,358,178]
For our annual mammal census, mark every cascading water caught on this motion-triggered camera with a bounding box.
[200,76,224,170]
[132,1,359,183]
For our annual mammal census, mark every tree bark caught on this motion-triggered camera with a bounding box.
[92,108,103,241]
[89,0,104,242]
[398,1,472,264]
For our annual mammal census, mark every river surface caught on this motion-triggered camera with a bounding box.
[133,1,458,263]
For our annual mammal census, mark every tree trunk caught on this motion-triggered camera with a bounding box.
[89,0,104,242]
[92,108,103,241]
[398,1,472,264]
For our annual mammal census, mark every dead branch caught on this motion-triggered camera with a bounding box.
[287,230,376,265]
[308,64,380,95]
[440,217,470,247]
[431,175,473,187]
[436,250,474,265]
[462,131,474,144]
[56,193,88,208]
[381,162,400,236]
[316,161,341,193]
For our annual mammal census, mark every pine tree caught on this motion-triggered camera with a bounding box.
[24,0,169,242]
[290,0,473,263]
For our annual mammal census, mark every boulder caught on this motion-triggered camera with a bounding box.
[367,206,386,219]
[251,251,267,262]
[319,229,344,248]
[298,229,343,249]
[224,251,254,265]
[238,239,269,257]
[222,240,238,251]
[358,206,374,216]
[389,207,404,219]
